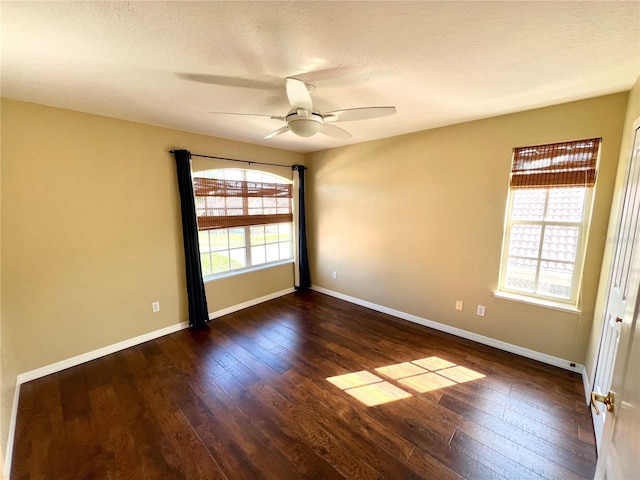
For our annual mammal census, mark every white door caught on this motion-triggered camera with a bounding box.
[591,122,640,453]
[595,289,640,479]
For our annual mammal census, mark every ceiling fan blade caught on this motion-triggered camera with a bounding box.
[178,73,281,90]
[209,111,284,121]
[323,106,396,122]
[319,123,352,139]
[264,125,290,139]
[286,78,313,111]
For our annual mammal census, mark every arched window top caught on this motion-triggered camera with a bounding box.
[194,168,291,185]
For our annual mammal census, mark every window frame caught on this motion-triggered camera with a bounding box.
[497,137,601,309]
[497,186,594,306]
[194,168,295,280]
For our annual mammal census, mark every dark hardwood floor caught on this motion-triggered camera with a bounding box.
[11,290,597,479]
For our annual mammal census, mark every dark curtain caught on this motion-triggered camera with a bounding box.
[173,150,210,328]
[293,165,311,289]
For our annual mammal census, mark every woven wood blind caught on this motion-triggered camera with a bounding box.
[193,177,293,230]
[510,138,601,188]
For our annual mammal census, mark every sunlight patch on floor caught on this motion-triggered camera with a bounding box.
[412,356,456,371]
[326,370,383,390]
[374,362,427,379]
[437,365,486,383]
[398,372,457,393]
[344,381,413,406]
[327,356,485,406]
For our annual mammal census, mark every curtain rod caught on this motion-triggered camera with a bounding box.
[170,151,305,169]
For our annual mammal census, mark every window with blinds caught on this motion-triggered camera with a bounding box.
[498,138,601,305]
[193,169,294,277]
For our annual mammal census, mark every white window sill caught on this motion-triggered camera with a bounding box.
[204,259,294,283]
[493,291,581,314]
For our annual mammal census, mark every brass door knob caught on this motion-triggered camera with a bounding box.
[591,391,615,415]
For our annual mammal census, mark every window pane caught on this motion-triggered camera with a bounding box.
[279,223,292,241]
[251,245,266,265]
[195,197,206,217]
[537,261,573,299]
[279,241,292,259]
[265,225,278,242]
[209,230,229,252]
[226,197,243,209]
[511,189,546,221]
[212,252,231,273]
[229,228,245,248]
[224,169,243,180]
[250,226,265,245]
[546,188,586,222]
[201,253,212,276]
[266,243,279,262]
[229,248,246,269]
[248,198,263,209]
[198,231,211,253]
[263,197,276,207]
[508,224,542,258]
[541,225,579,262]
[504,257,537,293]
[210,197,225,213]
[245,171,263,182]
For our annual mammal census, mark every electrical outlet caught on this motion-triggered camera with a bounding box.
[476,305,486,317]
[152,301,160,313]
[332,271,337,279]
[455,300,463,311]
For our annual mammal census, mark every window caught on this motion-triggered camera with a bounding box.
[194,168,294,277]
[498,138,601,305]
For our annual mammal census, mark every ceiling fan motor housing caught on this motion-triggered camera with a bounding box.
[286,111,323,137]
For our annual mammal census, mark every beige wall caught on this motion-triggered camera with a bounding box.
[0,98,303,460]
[306,93,629,364]
[585,76,640,382]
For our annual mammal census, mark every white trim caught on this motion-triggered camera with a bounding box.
[3,383,21,479]
[204,259,294,282]
[493,291,581,314]
[582,365,593,406]
[16,288,296,383]
[17,322,190,384]
[208,287,296,319]
[311,285,584,374]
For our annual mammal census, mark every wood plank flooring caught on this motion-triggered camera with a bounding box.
[11,290,597,479]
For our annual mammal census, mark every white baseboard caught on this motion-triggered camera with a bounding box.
[208,287,296,320]
[311,285,584,374]
[16,287,296,385]
[5,286,296,478]
[17,321,189,385]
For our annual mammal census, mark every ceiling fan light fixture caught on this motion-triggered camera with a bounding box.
[210,77,396,140]
[287,113,323,137]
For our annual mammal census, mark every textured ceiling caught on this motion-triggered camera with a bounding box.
[2,1,639,153]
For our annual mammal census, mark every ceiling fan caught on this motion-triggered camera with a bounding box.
[210,78,396,139]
